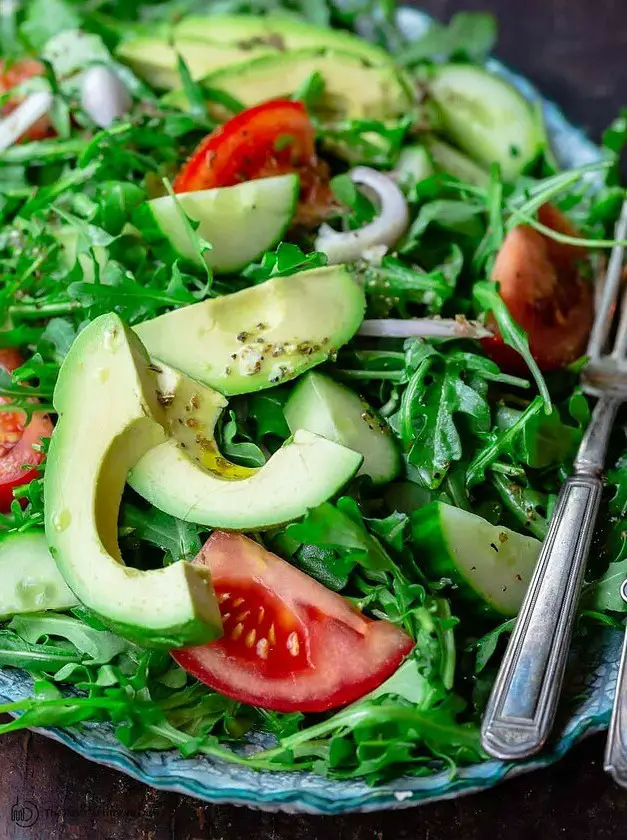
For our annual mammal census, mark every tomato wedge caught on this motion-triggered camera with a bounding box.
[172,532,414,712]
[173,99,335,227]
[0,349,53,511]
[0,59,53,142]
[483,203,593,372]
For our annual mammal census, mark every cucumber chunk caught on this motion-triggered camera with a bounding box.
[412,502,541,616]
[145,174,299,274]
[428,65,540,182]
[395,145,434,187]
[284,372,400,485]
[423,136,491,188]
[0,531,78,618]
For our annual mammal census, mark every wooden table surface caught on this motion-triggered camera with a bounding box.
[2,1,626,838]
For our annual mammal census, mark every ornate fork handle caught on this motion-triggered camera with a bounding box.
[481,397,619,760]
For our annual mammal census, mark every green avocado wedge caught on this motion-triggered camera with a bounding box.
[133,265,366,396]
[44,314,222,648]
[165,48,413,121]
[128,364,363,529]
[116,13,398,91]
[174,14,395,66]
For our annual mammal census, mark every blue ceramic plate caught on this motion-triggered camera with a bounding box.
[0,6,620,814]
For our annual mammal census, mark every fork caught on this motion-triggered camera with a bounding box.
[481,197,627,761]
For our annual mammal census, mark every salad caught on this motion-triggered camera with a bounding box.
[0,0,625,787]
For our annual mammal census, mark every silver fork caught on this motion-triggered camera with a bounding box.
[481,197,627,761]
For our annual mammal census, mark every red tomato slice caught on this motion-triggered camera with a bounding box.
[173,99,335,227]
[172,532,414,712]
[0,348,53,511]
[0,59,54,142]
[483,203,593,372]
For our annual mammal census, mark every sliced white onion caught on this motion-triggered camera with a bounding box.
[80,65,132,128]
[358,318,494,340]
[0,91,53,153]
[315,166,409,264]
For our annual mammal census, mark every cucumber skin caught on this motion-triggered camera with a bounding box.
[136,176,299,274]
[428,64,541,182]
[412,502,510,619]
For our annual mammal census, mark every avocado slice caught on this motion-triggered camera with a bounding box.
[166,49,413,121]
[133,265,366,396]
[117,14,396,91]
[116,37,249,90]
[45,313,222,648]
[129,364,363,529]
[175,14,394,66]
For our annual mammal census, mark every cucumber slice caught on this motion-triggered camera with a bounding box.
[145,174,299,274]
[0,531,78,618]
[395,145,434,187]
[412,502,541,616]
[423,136,491,188]
[284,372,400,485]
[428,65,540,182]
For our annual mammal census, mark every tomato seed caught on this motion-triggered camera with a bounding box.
[256,638,269,659]
[232,597,245,607]
[232,622,244,640]
[218,592,231,604]
[268,624,276,645]
[245,628,257,648]
[235,610,250,622]
[258,607,265,624]
[287,632,300,657]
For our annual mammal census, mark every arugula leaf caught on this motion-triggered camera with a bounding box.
[286,498,395,577]
[176,52,211,123]
[247,392,290,440]
[470,618,516,673]
[473,281,551,411]
[317,117,411,167]
[465,396,544,487]
[402,199,486,248]
[9,613,129,664]
[0,630,80,672]
[220,410,266,468]
[292,71,325,110]
[362,252,459,316]
[242,242,327,284]
[331,172,377,228]
[582,560,627,613]
[390,342,494,489]
[121,504,202,565]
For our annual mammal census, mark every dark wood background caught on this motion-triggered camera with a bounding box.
[2,1,627,837]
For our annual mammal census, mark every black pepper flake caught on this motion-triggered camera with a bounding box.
[490,543,499,552]
[236,331,248,342]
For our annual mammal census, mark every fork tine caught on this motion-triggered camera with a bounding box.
[587,197,627,360]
